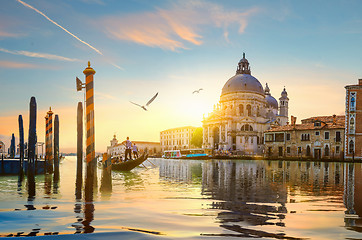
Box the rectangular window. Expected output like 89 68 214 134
335 131 341 142
336 146 340 154
275 133 285 142
287 147 291 154
315 131 320 136
286 133 291 141
325 132 330 140
265 134 274 142
314 121 321 127
298 147 302 154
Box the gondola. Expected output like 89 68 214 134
111 153 148 171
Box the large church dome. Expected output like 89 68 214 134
221 54 264 96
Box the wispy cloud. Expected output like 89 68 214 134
16 0 123 70
16 0 103 55
0 60 39 69
95 91 117 100
101 1 260 51
0 30 23 38
0 47 79 61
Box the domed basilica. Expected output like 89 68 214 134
202 54 289 155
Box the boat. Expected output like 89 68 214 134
162 150 182 159
111 153 148 171
180 149 209 160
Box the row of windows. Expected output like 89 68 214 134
162 139 189 146
160 133 190 140
267 131 341 142
271 145 340 157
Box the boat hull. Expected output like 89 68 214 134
112 154 148 171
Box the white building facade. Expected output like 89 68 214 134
202 54 289 155
160 126 197 152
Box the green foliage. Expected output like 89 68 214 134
191 127 203 148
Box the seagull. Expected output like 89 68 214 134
130 92 158 111
192 88 203 94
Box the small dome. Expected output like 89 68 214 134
266 94 278 109
281 87 288 98
221 74 264 96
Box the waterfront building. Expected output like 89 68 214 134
107 135 161 158
160 126 197 152
264 115 345 159
345 79 362 160
202 54 288 155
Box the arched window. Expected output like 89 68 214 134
351 97 355 108
350 117 355 130
324 145 329 157
239 104 244 116
306 145 311 156
349 140 354 154
246 104 252 116
241 124 253 132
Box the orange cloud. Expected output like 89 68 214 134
101 1 260 50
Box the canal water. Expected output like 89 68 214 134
0 157 361 239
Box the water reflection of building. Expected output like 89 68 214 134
344 163 362 231
159 159 347 237
202 54 289 155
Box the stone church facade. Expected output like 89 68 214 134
202 54 289 155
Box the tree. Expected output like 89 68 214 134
191 127 203 148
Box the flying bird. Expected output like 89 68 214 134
130 92 158 111
192 88 203 94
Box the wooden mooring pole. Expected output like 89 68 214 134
47 108 54 173
27 97 37 198
76 102 83 200
54 114 60 181
84 61 96 202
18 115 24 178
45 115 49 174
10 134 15 159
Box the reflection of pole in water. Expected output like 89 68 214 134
100 153 112 195
76 102 83 200
83 201 95 233
27 97 37 199
53 115 60 182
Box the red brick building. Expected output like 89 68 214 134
345 79 362 160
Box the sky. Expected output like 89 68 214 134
0 0 362 153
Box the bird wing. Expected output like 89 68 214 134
199 88 203 91
146 92 158 106
192 90 197 94
130 101 143 108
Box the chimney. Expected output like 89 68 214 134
332 114 336 125
291 116 297 126
359 79 362 85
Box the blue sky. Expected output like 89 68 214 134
1 0 362 152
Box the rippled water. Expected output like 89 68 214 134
0 157 361 239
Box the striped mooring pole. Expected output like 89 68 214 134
45 115 49 173
83 61 96 202
47 107 54 173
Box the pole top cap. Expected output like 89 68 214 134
83 61 96 75
47 107 53 115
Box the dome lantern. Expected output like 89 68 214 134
236 53 251 75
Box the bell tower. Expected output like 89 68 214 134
278 87 289 125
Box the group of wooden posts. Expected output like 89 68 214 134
2 97 61 198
